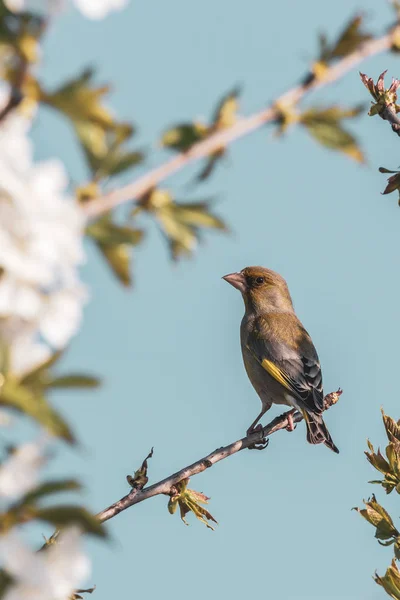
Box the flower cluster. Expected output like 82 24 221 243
4 0 129 19
0 440 91 600
0 86 87 374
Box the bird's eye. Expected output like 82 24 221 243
255 276 264 284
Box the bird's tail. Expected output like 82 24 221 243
301 409 339 454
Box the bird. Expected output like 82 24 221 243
223 266 339 453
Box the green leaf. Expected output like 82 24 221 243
302 119 364 162
0 379 74 442
382 410 400 452
87 216 144 246
161 123 208 152
211 86 240 129
356 495 399 541
20 350 64 387
167 478 218 530
17 479 81 506
96 242 131 286
35 506 106 537
139 189 227 260
375 560 400 599
331 15 372 59
47 374 101 390
196 151 225 181
126 448 153 490
41 68 141 178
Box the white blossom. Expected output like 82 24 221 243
73 0 128 19
0 439 45 501
4 0 129 19
0 86 87 374
0 527 91 600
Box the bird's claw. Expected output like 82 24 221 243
246 423 263 437
248 438 269 451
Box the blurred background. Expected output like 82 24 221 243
4 0 400 599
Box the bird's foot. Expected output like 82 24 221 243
285 409 296 432
247 424 269 450
248 438 269 451
246 423 263 437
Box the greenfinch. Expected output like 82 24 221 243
223 266 338 453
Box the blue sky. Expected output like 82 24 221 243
29 1 400 598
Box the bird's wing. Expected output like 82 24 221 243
246 318 324 414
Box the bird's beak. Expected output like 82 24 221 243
222 272 247 293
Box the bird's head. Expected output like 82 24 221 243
222 266 294 314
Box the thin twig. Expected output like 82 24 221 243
381 105 400 135
83 26 400 219
97 389 342 523
0 57 27 124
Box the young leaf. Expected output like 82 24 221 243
41 68 141 178
0 379 74 443
356 495 399 541
375 560 400 599
382 410 400 444
331 15 372 59
97 243 132 286
161 123 208 152
46 375 100 390
167 478 218 530
211 86 240 129
126 448 153 490
301 105 364 162
16 479 81 507
138 189 227 260
35 506 106 537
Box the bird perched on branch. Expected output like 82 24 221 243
223 266 338 453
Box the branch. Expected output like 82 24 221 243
83 25 400 220
0 56 27 123
97 389 342 523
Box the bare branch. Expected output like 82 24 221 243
83 25 400 220
97 389 342 523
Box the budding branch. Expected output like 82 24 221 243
97 389 342 523
83 23 400 219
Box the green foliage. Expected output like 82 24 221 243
356 495 400 557
358 410 400 597
0 5 45 64
41 68 144 179
313 15 371 78
87 213 144 286
0 377 75 442
161 122 208 152
360 70 400 118
134 188 227 260
126 448 153 490
365 411 400 494
300 105 364 162
161 87 240 181
376 560 400 599
0 351 100 441
0 476 105 541
35 506 105 537
167 478 218 530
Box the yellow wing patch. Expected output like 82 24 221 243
260 358 292 392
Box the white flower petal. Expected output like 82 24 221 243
73 0 128 18
0 440 45 500
0 528 91 600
